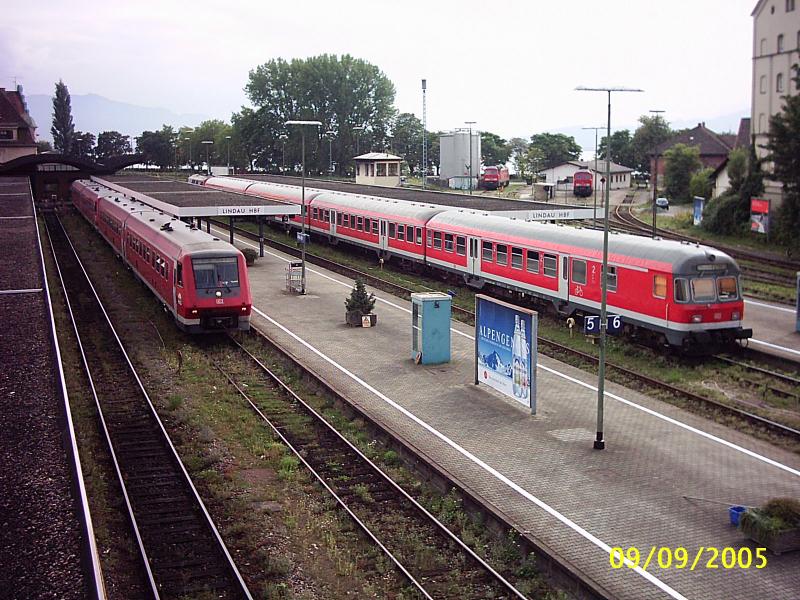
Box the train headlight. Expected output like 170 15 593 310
732 310 740 320
241 306 248 312
191 309 198 315
691 314 703 323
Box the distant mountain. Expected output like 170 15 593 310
26 93 211 141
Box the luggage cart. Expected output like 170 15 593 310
286 261 303 293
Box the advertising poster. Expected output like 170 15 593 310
693 196 705 226
474 295 538 413
750 198 770 234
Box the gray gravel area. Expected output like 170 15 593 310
0 218 41 291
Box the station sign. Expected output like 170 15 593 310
584 314 623 335
474 295 538 414
296 232 310 244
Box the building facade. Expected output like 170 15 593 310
751 0 800 203
438 129 481 190
0 86 37 164
539 160 633 191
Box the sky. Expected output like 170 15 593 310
2 0 756 141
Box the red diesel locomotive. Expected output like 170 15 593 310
192 176 751 349
72 179 252 333
573 170 593 197
479 166 510 190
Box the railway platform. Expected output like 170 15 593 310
230 228 800 600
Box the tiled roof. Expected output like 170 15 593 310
735 118 751 149
0 88 36 145
653 123 733 157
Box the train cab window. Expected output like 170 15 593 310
192 257 240 293
357 216 364 231
427 230 433 247
176 263 183 286
482 241 493 261
717 277 738 301
653 274 668 299
691 278 715 302
433 231 442 249
572 259 587 284
674 278 690 303
397 224 405 241
496 244 508 266
337 212 342 226
543 254 557 277
444 233 454 252
602 265 617 291
372 220 379 235
526 250 540 273
456 236 466 256
389 223 396 238
511 247 523 269
416 227 423 245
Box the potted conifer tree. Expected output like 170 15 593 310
345 278 377 327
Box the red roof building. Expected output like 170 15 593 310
0 85 37 164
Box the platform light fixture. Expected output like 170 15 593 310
285 120 322 295
649 110 666 238
325 130 335 177
581 126 604 229
201 140 213 175
576 85 644 451
465 121 476 195
225 135 232 171
353 125 365 156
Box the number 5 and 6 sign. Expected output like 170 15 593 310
584 314 623 335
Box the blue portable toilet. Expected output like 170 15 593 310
411 292 451 365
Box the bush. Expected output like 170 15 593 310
345 278 375 315
239 246 258 266
701 191 743 235
740 497 800 537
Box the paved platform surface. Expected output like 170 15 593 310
224 226 800 600
743 298 800 364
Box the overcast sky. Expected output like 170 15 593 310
3 0 755 140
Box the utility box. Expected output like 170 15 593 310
411 292 451 365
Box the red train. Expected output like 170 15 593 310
573 170 593 197
72 179 252 333
192 175 751 349
479 166 509 190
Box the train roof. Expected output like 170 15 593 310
428 210 739 273
312 191 447 221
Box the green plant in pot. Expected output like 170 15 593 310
239 247 258 267
739 497 800 555
345 278 376 327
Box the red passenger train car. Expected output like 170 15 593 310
191 175 751 349
72 180 252 333
573 170 593 197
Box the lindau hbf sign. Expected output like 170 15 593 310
474 295 538 414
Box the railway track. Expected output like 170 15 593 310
44 212 253 600
214 334 529 599
210 219 800 443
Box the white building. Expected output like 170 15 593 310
539 160 633 191
354 152 402 187
751 0 800 204
439 129 481 190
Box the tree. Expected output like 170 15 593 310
726 147 748 194
36 140 52 153
599 129 634 167
508 137 531 179
391 112 424 174
631 114 673 174
136 125 175 169
96 131 132 159
689 167 713 200
481 132 510 166
71 131 95 160
528 133 581 168
663 143 702 202
187 120 232 168
241 54 396 175
51 80 75 155
765 66 800 247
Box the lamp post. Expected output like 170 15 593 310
422 79 427 189
225 135 232 173
285 120 322 295
582 126 604 229
649 109 665 238
201 140 213 175
465 121 476 194
576 85 643 450
353 125 364 156
325 130 334 177
183 129 194 171
279 134 288 173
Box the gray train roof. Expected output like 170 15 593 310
428 210 739 273
312 191 447 221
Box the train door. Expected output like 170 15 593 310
468 237 480 276
329 210 336 236
379 220 388 251
558 255 569 299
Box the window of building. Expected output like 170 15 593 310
444 233 454 252
761 38 767 54
388 163 398 177
389 222 395 238
760 75 767 94
778 73 785 92
572 259 587 284
482 241 493 261
433 231 442 249
511 247 523 269
759 113 766 133
653 274 667 299
456 236 466 256
787 0 795 11
778 34 785 52
370 163 375 177
356 163 361 176
543 254 557 277
526 250 540 273
416 227 422 244
0 129 14 140
377 163 387 177
496 244 508 266
797 29 800 49
397 224 405 241
602 265 618 292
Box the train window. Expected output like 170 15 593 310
192 256 240 291
397 224 405 241
312 207 318 220
389 223 395 238
176 263 183 286
343 214 350 227
717 277 738 301
456 236 466 256
543 254 557 277
427 230 433 247
482 241 493 261
526 250 539 273
445 233 454 252
364 217 371 232
323 210 330 222
511 247 523 269
337 212 342 226
674 278 690 303
691 278 715 302
433 231 442 249
357 216 364 231
602 265 617 291
416 227 423 245
372 220 379 234
572 260 587 284
653 274 668 299
496 244 508 266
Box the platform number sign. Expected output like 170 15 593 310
584 314 623 335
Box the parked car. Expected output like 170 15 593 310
656 197 669 210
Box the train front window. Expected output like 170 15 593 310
691 278 716 302
193 257 240 292
717 276 739 301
